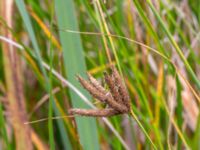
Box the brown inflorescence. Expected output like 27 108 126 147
69 66 130 117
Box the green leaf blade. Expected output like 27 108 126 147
55 0 100 150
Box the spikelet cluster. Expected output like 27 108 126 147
69 66 130 117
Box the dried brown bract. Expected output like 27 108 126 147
69 66 131 117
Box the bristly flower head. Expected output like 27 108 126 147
69 66 130 117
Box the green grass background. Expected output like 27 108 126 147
0 0 200 149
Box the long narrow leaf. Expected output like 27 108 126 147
15 0 71 149
54 0 100 149
147 0 200 89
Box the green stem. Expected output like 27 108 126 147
130 109 157 150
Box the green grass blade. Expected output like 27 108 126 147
54 0 100 150
15 0 47 78
48 3 55 150
15 1 72 149
147 0 200 89
0 103 11 150
132 0 166 56
176 76 183 150
193 113 200 149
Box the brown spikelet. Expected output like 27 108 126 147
104 92 128 113
111 67 131 110
87 73 107 94
69 108 119 117
77 75 106 102
104 72 123 104
70 66 131 117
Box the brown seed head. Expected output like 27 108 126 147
69 66 131 117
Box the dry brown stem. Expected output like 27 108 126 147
0 0 33 149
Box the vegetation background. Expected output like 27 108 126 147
0 0 200 149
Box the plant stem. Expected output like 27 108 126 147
0 0 33 149
130 109 157 150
